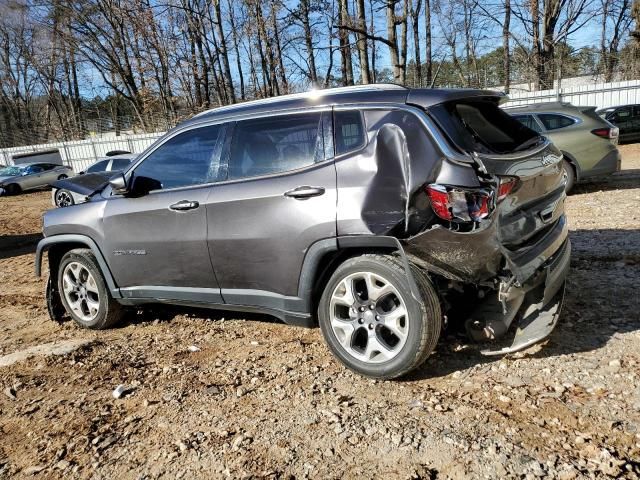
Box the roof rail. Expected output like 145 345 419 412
194 83 407 118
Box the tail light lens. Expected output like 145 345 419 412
425 184 452 220
497 177 517 202
591 127 618 139
426 184 493 222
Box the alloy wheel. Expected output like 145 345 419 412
61 262 100 322
55 190 73 207
329 271 409 363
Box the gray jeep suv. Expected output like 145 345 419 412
36 85 570 379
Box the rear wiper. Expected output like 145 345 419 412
513 136 544 152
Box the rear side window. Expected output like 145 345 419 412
334 111 365 155
431 100 540 154
228 112 324 180
513 114 542 133
87 160 109 173
538 114 576 131
133 124 223 190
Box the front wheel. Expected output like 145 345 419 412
57 249 124 329
318 254 441 379
54 189 75 207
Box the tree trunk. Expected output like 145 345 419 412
387 1 401 83
411 0 422 86
213 0 236 103
270 4 289 93
424 0 432 86
530 0 542 90
502 0 511 92
355 0 370 83
301 0 319 85
338 0 354 85
227 0 245 100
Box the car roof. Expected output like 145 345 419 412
180 84 505 128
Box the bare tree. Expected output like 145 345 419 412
600 0 633 81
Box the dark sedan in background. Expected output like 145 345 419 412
597 104 640 143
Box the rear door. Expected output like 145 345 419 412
205 110 336 308
102 124 225 300
22 165 45 189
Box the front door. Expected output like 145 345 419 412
102 124 226 302
206 111 336 309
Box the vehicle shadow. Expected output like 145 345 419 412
571 168 640 194
404 227 640 381
0 233 42 260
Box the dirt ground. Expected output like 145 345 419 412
1 146 639 479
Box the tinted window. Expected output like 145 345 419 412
87 160 109 173
26 165 44 174
228 113 324 180
133 124 223 190
538 114 576 130
431 101 540 154
614 107 632 120
334 111 365 155
513 114 542 133
110 158 132 171
39 163 57 171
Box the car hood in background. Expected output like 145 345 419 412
51 172 113 196
0 175 19 184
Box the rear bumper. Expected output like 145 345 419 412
581 149 622 179
478 238 570 355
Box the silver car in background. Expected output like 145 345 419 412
0 162 75 196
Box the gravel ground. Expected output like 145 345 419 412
0 145 639 479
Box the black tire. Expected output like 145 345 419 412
57 174 68 180
57 248 124 329
4 183 21 195
54 189 75 207
562 159 575 193
318 254 441 379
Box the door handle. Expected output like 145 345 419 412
283 186 325 199
169 200 200 211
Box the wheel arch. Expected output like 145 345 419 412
35 234 121 298
298 236 422 320
560 150 581 181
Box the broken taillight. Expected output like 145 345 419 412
425 185 452 220
497 177 517 202
426 184 493 222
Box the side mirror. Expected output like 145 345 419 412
109 172 128 195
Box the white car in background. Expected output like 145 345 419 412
52 154 136 207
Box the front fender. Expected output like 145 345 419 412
35 234 121 297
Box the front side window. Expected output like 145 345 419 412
538 114 577 131
513 114 542 133
87 160 109 173
228 112 324 180
133 124 223 190
334 111 365 155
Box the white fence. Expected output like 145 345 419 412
0 132 164 172
505 79 640 109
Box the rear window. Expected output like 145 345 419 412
110 158 132 171
538 114 576 131
430 100 541 155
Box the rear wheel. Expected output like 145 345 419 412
562 159 575 193
57 249 124 329
54 189 75 207
57 174 68 180
318 254 441 379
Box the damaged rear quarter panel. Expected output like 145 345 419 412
335 109 446 236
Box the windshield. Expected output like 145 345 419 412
0 166 23 176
